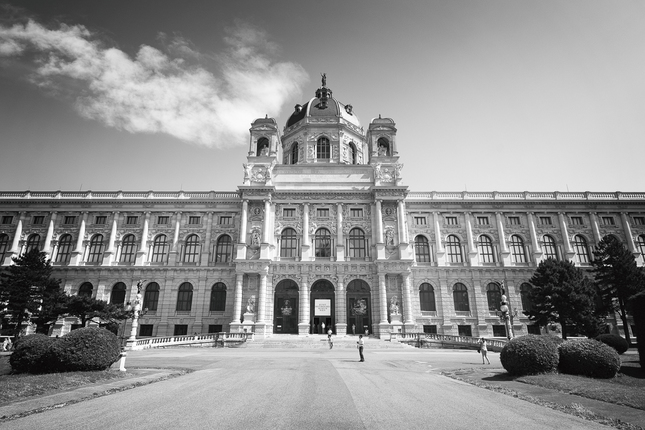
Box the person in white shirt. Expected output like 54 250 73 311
357 335 365 362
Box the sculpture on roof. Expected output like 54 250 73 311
321 72 327 87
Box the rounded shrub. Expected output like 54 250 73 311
542 335 564 347
500 334 560 376
9 334 57 374
49 327 121 372
595 334 629 355
559 338 621 379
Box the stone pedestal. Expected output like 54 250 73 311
242 312 255 333
390 314 403 334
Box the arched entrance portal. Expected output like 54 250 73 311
347 279 372 335
310 280 335 334
274 279 299 334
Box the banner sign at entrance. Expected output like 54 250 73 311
314 299 331 316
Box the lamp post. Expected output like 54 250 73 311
498 283 517 340
125 280 146 350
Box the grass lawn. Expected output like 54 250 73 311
0 354 129 404
517 353 645 410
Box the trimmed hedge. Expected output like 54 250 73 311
500 335 560 376
559 338 621 379
48 327 121 372
9 334 57 374
595 334 629 355
542 335 565 347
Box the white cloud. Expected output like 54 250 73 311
0 19 308 147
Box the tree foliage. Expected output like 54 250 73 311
0 249 63 338
591 235 645 345
65 295 127 327
526 258 604 339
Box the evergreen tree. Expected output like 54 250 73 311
65 295 126 327
526 258 603 339
591 235 645 345
0 249 62 338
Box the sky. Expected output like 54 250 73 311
0 0 644 193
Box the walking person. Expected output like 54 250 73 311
327 328 333 349
357 334 364 362
478 337 490 364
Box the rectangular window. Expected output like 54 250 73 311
64 216 76 225
508 216 520 225
139 324 153 337
208 324 223 333
634 216 645 225
350 208 363 218
317 208 329 218
126 216 138 225
539 216 552 225
423 325 437 334
32 216 44 225
602 216 615 226
414 217 426 225
173 325 188 336
477 216 489 225
1 216 13 224
457 325 472 337
157 216 169 224
571 216 583 225
492 325 507 337
95 216 107 225
219 216 232 225
445 216 458 225
189 216 201 225
283 208 295 218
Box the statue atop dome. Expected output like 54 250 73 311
321 72 327 87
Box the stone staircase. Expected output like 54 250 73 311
243 334 414 349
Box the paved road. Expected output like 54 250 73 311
3 348 610 430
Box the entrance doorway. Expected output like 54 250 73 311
310 280 335 334
274 279 299 334
347 279 371 335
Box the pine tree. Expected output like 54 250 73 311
591 235 645 345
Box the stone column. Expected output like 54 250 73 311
231 273 244 327
298 276 310 335
397 200 407 243
336 203 344 261
375 200 384 243
135 212 150 265
42 212 57 258
201 212 213 266
169 212 181 265
527 212 542 264
433 212 445 265
621 212 637 254
258 268 268 323
335 278 346 335
302 203 310 260
402 270 414 328
590 212 602 244
70 212 88 266
103 212 119 266
378 273 388 324
262 200 271 242
6 212 24 264
495 212 510 265
465 212 477 266
558 212 574 260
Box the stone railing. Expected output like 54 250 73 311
391 332 507 351
406 191 645 202
130 332 253 350
0 191 240 200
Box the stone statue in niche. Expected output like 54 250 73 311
389 296 400 315
246 295 256 313
251 230 261 247
378 144 388 156
385 229 395 246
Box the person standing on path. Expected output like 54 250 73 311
327 328 333 349
479 337 490 364
357 334 364 362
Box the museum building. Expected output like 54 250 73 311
1 79 644 339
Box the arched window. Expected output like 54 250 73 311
377 137 389 156
316 137 330 160
209 282 227 312
315 228 332 257
0 234 9 263
280 228 298 258
349 143 357 164
151 235 169 263
25 234 41 253
520 283 533 313
176 282 193 311
215 235 233 262
143 282 160 311
453 283 469 312
120 234 137 263
257 137 269 155
510 235 527 263
55 234 73 264
110 282 127 306
542 235 558 260
348 228 366 258
478 235 495 263
87 234 104 263
291 143 299 164
573 235 590 264
637 234 645 259
446 235 463 263
414 235 431 263
486 282 502 312
183 234 200 263
419 283 436 312
78 282 93 298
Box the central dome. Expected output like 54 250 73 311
285 81 360 129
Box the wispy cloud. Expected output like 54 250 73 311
0 19 308 147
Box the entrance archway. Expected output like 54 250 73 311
274 279 299 334
310 280 335 334
347 279 371 335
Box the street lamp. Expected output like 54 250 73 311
497 284 518 340
125 280 146 350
